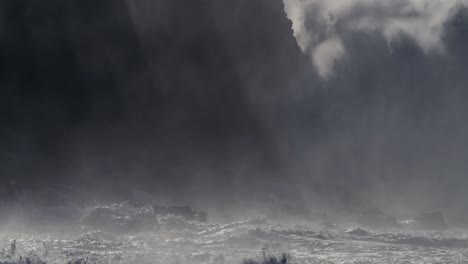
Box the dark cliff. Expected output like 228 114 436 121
0 0 311 198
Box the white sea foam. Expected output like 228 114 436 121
0 202 467 263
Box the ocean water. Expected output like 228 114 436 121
0 202 467 264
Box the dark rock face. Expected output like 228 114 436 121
0 0 144 190
126 0 309 148
0 0 141 128
0 0 309 195
120 0 312 196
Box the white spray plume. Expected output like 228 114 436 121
284 0 468 79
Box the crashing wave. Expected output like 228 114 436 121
81 202 207 233
344 227 370 236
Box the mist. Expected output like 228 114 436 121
281 0 468 216
3 1 468 263
1 0 468 220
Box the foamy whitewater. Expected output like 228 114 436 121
0 202 467 264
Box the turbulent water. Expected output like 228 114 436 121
0 202 467 264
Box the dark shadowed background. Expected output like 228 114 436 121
1 0 468 216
